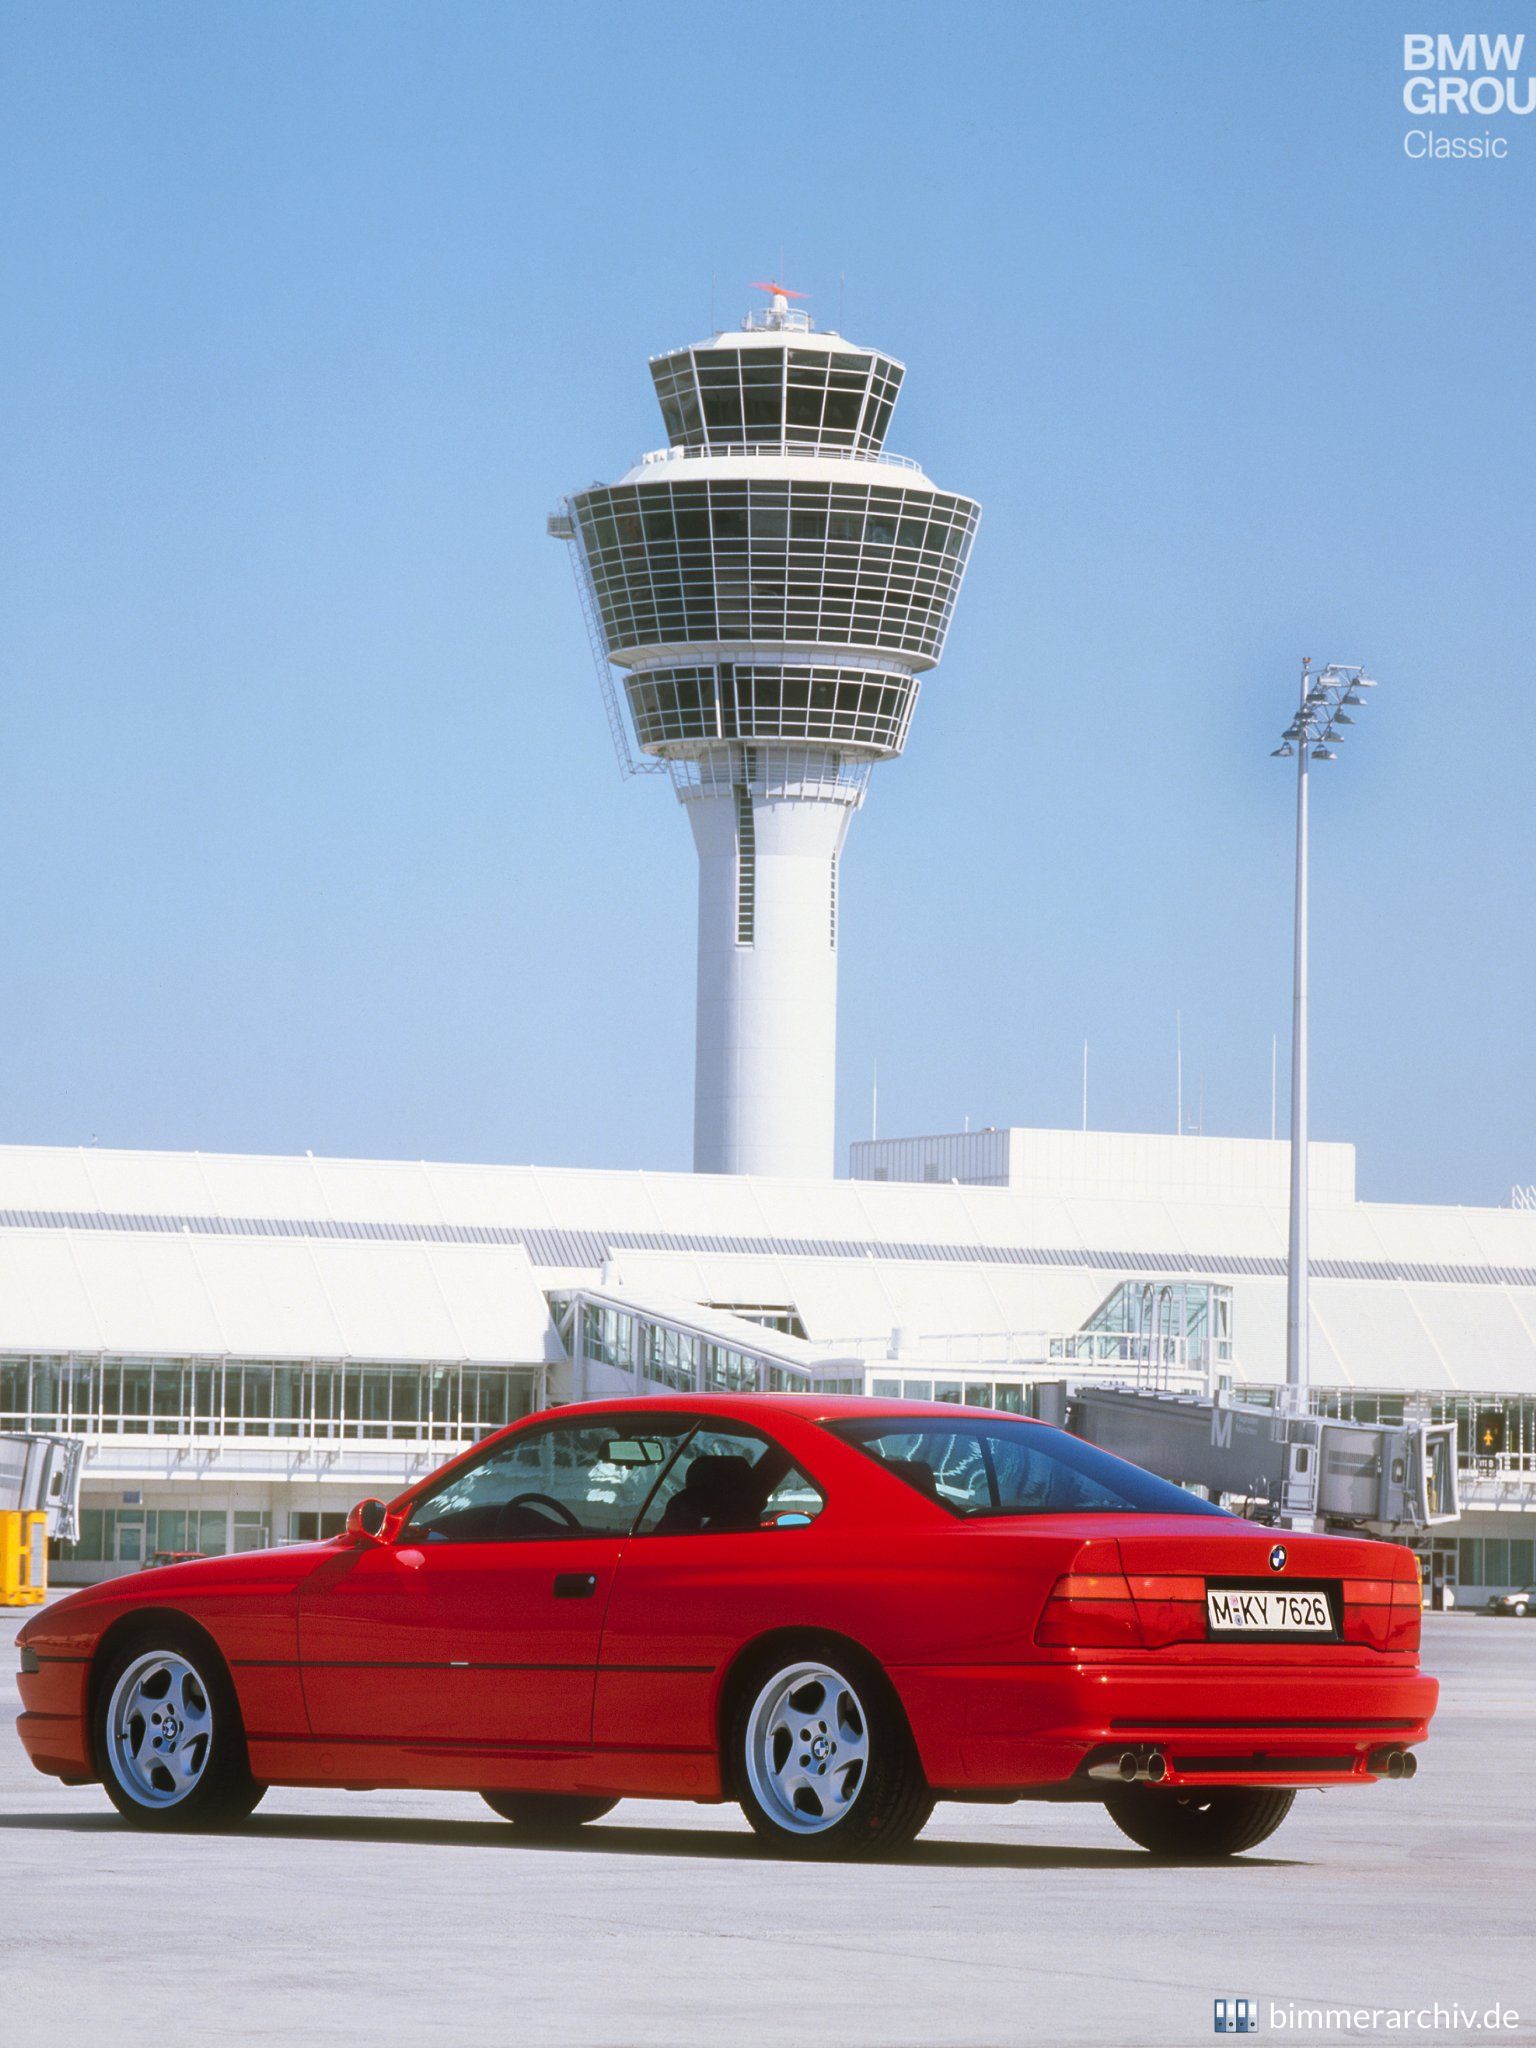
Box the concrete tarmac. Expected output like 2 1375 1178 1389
2 1611 1532 2048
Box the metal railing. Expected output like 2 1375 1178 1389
1457 1457 1536 1510
818 1329 1212 1395
638 443 925 474
739 307 815 334
553 503 667 779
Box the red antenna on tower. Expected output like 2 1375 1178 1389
749 279 807 299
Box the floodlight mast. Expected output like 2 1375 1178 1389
553 289 980 1178
1271 659 1381 1459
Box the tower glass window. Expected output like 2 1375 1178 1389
649 344 905 454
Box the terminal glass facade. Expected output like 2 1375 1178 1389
0 1353 536 1443
556 1298 795 1395
67 1506 271 1565
1076 1282 1235 1371
1291 1388 1536 1471
1457 1536 1535 1589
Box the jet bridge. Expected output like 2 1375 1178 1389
1 1432 84 1605
1037 1383 1459 1534
0 1432 84 1542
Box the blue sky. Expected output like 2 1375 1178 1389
2 1 1532 1204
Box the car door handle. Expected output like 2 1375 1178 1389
553 1572 599 1600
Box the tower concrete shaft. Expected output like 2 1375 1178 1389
689 762 854 1176
558 290 979 1179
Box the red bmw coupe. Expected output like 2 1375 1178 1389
14 1396 1436 1860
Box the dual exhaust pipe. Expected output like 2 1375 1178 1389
1088 1746 1168 1785
1089 1744 1420 1783
1370 1746 1419 1780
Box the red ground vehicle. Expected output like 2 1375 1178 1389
13 1396 1436 1860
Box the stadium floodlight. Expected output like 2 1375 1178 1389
1271 659 1383 1506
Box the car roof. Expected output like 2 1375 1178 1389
538 1393 1047 1427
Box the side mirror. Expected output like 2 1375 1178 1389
347 1497 388 1544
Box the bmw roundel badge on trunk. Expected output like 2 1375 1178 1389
1270 1544 1288 1571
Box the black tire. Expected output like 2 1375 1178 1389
728 1641 932 1861
479 1791 618 1834
93 1624 266 1831
1104 1785 1295 1859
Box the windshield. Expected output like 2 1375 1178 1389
825 1416 1231 1520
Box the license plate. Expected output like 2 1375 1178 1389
1206 1586 1333 1635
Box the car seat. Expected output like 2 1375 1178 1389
884 1456 941 1502
654 1453 758 1534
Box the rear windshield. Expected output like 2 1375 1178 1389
825 1416 1231 1520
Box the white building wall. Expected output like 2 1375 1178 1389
6 1140 1536 1400
850 1127 1357 1204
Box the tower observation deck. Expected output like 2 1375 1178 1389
554 289 980 1178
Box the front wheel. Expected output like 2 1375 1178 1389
479 1791 618 1835
731 1647 932 1860
1104 1785 1295 1859
94 1631 266 1830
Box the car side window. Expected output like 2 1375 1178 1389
634 1424 825 1537
405 1419 690 1543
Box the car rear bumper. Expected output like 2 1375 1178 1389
893 1657 1439 1792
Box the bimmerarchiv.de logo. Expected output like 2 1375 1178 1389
1402 33 1534 159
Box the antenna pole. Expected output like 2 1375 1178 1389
1175 1012 1183 1136
1081 1039 1089 1131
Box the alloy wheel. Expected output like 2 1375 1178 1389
743 1661 871 1835
106 1651 215 1809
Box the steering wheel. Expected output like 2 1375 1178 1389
503 1491 581 1532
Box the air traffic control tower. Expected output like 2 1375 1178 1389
553 287 979 1179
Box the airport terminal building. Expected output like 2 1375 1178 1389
2 1128 1532 1597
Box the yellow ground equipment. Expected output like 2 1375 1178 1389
0 1509 48 1606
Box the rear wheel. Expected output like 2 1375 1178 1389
731 1646 932 1861
1104 1785 1295 1859
94 1630 265 1831
479 1791 618 1835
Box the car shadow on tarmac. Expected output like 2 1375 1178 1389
0 1810 1296 1870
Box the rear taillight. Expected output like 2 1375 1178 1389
1037 1571 1209 1649
1035 1572 1142 1647
1127 1573 1207 1648
1341 1576 1421 1651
